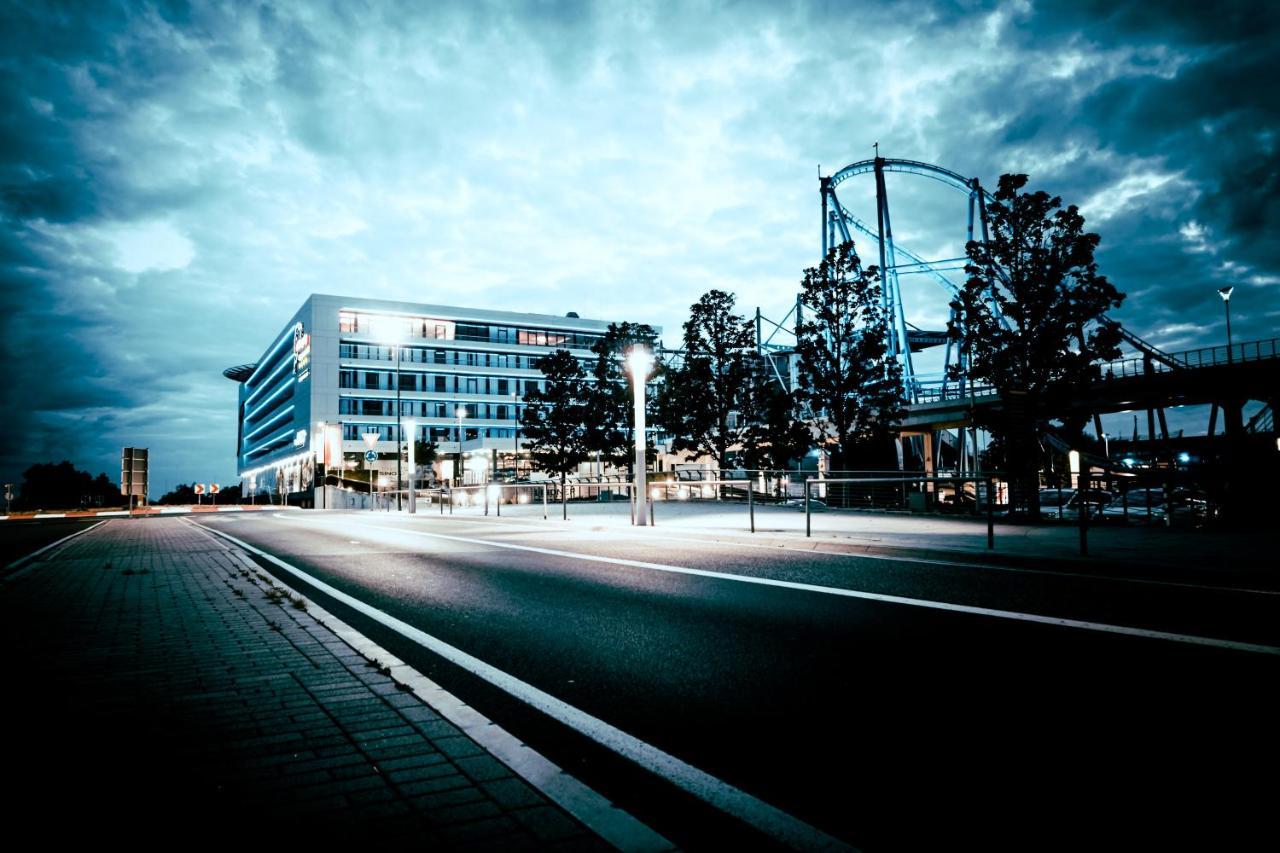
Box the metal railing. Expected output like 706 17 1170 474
1100 337 1280 378
803 475 1002 548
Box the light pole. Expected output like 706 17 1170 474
1218 286 1234 363
372 317 407 510
511 390 519 478
405 417 417 514
1101 432 1109 461
456 406 466 487
627 346 653 526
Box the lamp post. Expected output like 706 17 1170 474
511 390 519 478
627 346 654 526
456 406 466 487
1101 432 1109 461
1218 286 1234 363
405 417 417 514
371 316 407 510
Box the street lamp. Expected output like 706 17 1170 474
1218 286 1234 363
627 346 654 526
511 390 519 478
456 406 466 487
372 316 407 510
1101 432 1109 461
405 417 417 514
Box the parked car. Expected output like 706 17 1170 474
1103 488 1168 519
1061 488 1116 519
1039 488 1074 517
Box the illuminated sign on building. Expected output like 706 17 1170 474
293 322 311 379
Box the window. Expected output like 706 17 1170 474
364 372 380 389
434 376 446 392
466 378 478 395
434 350 446 364
362 399 384 416
399 373 416 391
339 311 359 333
497 379 509 395
496 405 507 421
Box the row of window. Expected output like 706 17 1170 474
339 399 522 420
339 342 596 371
341 424 517 442
339 370 544 396
338 312 602 351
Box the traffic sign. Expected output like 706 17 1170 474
362 432 381 449
194 483 205 495
364 450 378 462
209 483 220 494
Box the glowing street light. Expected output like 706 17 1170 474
1218 286 1234 363
627 346 654 526
456 406 466 487
371 315 407 510
405 417 417 514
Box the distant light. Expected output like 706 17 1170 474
1123 457 1138 466
487 485 501 501
1178 452 1192 463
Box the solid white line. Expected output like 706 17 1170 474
3 519 109 578
181 521 673 853
642 532 1280 598
279 514 1280 657
33 513 66 519
191 519 855 851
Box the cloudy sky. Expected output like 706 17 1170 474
2 0 1277 493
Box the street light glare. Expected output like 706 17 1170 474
627 346 654 379
370 314 406 343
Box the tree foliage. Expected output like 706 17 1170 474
794 242 904 470
521 349 591 517
585 322 658 471
949 173 1125 398
740 366 811 472
16 461 120 510
655 290 755 469
948 174 1125 514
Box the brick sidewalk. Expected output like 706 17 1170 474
0 518 614 848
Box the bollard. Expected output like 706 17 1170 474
542 485 548 520
448 486 453 515
496 487 501 517
986 476 995 549
805 479 812 538
748 481 755 533
484 485 489 516
1078 476 1089 557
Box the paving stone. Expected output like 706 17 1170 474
0 518 620 849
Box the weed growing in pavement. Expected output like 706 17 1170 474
289 595 307 611
233 588 245 598
268 620 282 632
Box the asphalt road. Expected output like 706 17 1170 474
194 510 1279 851
0 517 104 569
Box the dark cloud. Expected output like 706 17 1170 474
0 0 1276 490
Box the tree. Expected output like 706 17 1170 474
794 242 905 473
948 173 1125 515
740 366 811 474
17 461 120 510
585 322 658 473
654 290 756 470
411 439 438 474
521 349 592 519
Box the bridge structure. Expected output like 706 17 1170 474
753 155 1280 480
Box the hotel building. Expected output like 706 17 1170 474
224 294 657 500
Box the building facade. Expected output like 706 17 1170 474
225 294 656 500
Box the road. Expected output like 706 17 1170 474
193 509 1279 851
0 516 105 569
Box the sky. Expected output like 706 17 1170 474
2 0 1277 494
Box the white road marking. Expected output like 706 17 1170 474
641 532 1280 598
182 521 674 853
3 519 109 578
277 513 1280 657
191 519 856 851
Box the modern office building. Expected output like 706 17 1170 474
224 294 657 501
